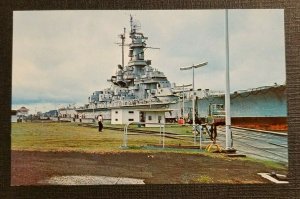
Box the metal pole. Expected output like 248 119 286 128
199 126 202 150
93 105 94 121
159 124 162 144
192 66 196 145
225 9 233 150
122 28 125 68
163 124 165 148
192 66 195 127
123 125 126 147
182 85 185 118
125 124 128 147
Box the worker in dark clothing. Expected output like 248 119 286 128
97 114 103 132
209 124 218 143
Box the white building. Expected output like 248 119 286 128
16 106 29 122
111 108 172 127
142 109 167 127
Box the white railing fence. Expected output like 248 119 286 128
122 122 210 150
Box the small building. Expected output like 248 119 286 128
16 106 29 122
140 109 170 127
111 108 173 127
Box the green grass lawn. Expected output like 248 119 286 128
11 122 196 153
11 122 287 172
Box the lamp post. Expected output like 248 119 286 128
180 62 208 142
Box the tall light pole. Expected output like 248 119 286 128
180 62 208 138
225 9 234 151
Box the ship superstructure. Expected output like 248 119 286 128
76 16 178 115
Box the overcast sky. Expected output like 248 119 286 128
12 10 285 113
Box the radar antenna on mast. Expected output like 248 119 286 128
130 14 141 33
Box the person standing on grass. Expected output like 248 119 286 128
97 114 103 132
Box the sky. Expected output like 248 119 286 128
12 10 285 114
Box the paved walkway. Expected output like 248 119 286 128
41 175 145 185
217 127 288 164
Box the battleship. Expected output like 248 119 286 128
58 16 181 126
57 16 287 131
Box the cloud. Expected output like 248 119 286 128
228 9 285 90
12 10 285 111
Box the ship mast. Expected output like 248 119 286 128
130 14 133 34
119 28 126 68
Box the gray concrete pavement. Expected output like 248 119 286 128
216 127 288 164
